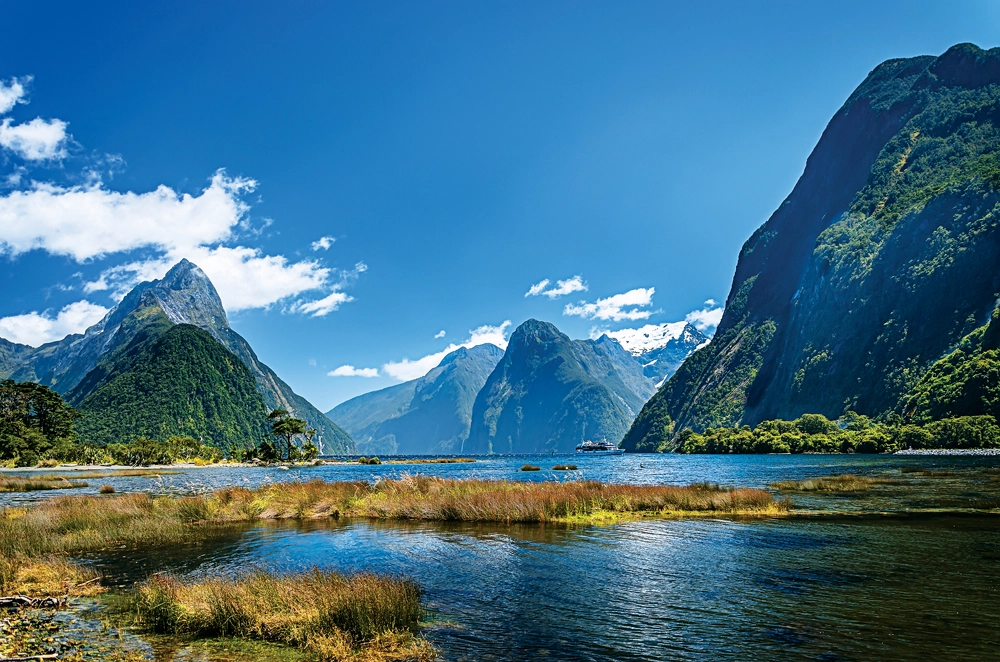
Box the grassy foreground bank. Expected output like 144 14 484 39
1 477 782 590
0 477 780 660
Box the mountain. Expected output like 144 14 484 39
67 296 270 451
603 322 708 386
328 343 504 455
0 260 353 453
463 319 655 454
624 43 1000 451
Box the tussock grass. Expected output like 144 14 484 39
0 475 88 492
126 569 432 661
520 465 541 472
100 484 116 494
770 474 893 492
552 465 578 471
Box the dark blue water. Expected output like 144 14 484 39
35 454 1000 661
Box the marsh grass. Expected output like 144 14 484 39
770 474 895 492
520 465 541 471
126 569 433 662
0 475 88 492
1 477 783 598
552 465 578 471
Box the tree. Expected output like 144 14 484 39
267 408 309 460
0 380 81 465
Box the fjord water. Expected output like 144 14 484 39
12 455 1000 660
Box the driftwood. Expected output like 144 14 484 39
0 595 65 609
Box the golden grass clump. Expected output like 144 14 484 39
552 465 578 471
128 569 433 662
520 465 541 472
0 474 88 492
770 474 892 492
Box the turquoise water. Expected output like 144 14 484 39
8 454 1000 660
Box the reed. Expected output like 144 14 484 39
126 569 433 661
770 474 892 492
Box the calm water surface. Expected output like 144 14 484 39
7 454 1000 660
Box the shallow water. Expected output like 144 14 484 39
8 455 1000 660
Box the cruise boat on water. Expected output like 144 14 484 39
575 439 625 455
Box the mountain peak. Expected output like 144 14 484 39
149 260 229 336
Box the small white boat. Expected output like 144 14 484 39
575 439 624 455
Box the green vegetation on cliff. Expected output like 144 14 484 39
71 308 270 452
625 43 1000 452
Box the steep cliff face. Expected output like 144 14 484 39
625 43 1000 451
328 344 504 455
463 320 652 454
2 259 353 453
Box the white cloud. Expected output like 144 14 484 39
382 321 511 381
0 77 28 114
311 235 335 251
0 172 253 261
525 275 587 298
685 299 724 332
525 279 549 297
597 321 689 355
0 170 357 313
564 287 655 322
0 300 109 347
328 365 379 378
434 330 446 339
0 117 68 160
291 290 352 317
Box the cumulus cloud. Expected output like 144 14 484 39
434 330 446 339
525 275 587 298
382 321 511 382
0 77 27 114
0 78 362 317
0 170 358 313
0 117 68 160
564 287 656 322
685 299 724 332
328 365 379 378
0 300 109 347
0 172 253 261
311 235 335 251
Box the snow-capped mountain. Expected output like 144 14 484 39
603 322 709 386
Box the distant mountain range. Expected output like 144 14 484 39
624 43 1000 451
605 322 708 385
0 260 353 453
328 319 707 455
328 344 504 455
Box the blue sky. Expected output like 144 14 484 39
0 1 997 409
